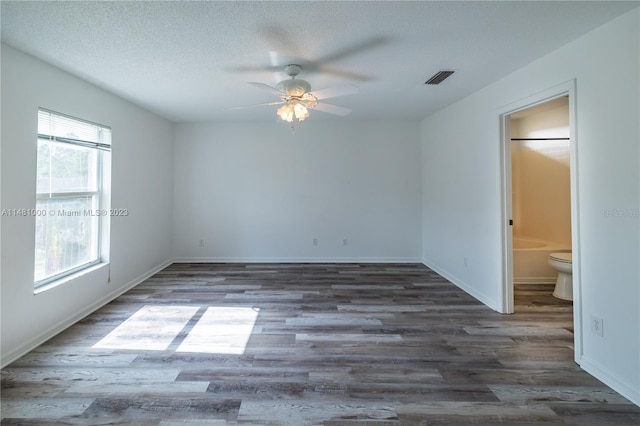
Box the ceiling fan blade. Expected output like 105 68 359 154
317 67 373 82
268 51 281 67
312 102 352 116
311 84 359 100
262 26 305 58
248 82 285 96
316 36 389 64
228 100 284 111
229 65 281 73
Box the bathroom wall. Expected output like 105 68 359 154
510 98 571 246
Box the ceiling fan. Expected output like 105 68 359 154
232 64 359 127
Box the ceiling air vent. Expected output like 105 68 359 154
425 70 455 85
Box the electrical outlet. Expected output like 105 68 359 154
463 257 468 268
343 238 348 246
591 315 604 337
313 238 318 246
198 239 205 248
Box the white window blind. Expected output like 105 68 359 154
38 109 112 151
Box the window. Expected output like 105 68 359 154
34 109 111 288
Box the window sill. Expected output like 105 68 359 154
34 262 110 295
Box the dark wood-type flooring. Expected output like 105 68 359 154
2 263 639 425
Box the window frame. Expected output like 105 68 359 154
34 108 111 289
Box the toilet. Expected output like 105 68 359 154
548 252 573 300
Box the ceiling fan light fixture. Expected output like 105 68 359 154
301 92 318 108
277 104 295 122
241 65 353 128
277 100 312 123
293 102 309 121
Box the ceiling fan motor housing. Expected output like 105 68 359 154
277 78 311 98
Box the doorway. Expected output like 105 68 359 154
499 81 582 364
511 96 571 302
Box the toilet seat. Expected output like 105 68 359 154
550 253 572 263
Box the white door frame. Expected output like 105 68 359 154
498 79 582 364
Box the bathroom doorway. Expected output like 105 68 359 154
499 81 582 362
510 96 572 308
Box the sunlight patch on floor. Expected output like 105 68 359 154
177 306 259 354
93 305 198 351
92 305 259 354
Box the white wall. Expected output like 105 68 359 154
1 45 175 366
421 9 639 404
173 121 422 262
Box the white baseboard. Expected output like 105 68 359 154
1 259 173 369
580 355 640 406
171 257 422 264
514 277 556 285
422 259 500 312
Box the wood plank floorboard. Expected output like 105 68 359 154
2 263 639 425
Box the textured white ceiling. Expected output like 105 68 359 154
1 1 637 123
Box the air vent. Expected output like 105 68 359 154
425 70 455 85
